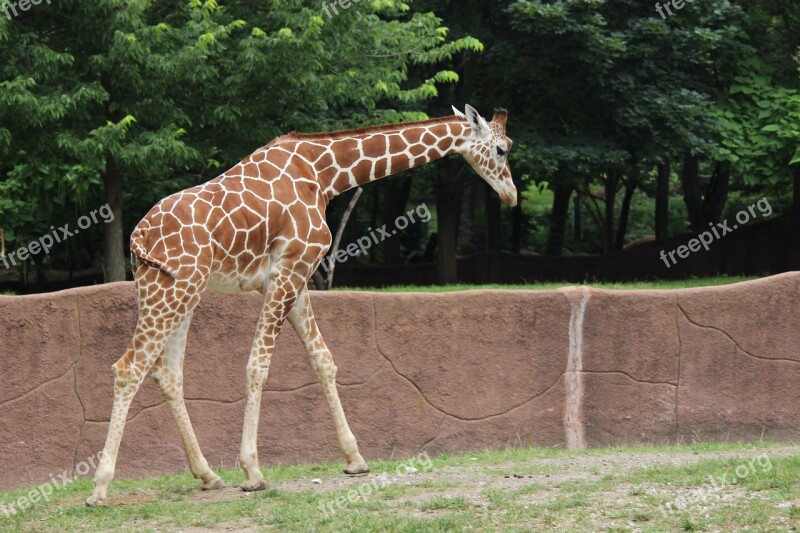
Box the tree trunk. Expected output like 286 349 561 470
572 192 582 253
701 160 730 225
436 164 463 284
681 154 703 233
546 181 573 256
103 157 127 282
457 181 478 253
655 160 670 240
485 182 501 251
793 165 800 212
511 202 522 253
794 165 800 212
323 188 362 289
382 176 412 264
603 169 618 255
616 178 636 251
67 233 77 281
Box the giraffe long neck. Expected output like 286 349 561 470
289 117 469 200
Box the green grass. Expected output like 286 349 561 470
419 495 471 511
336 275 758 292
0 275 766 297
2 441 798 532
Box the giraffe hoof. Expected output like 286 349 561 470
85 495 107 507
240 480 267 492
344 463 370 475
201 478 226 491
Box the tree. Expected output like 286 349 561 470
1 0 231 281
714 60 800 206
0 0 481 283
505 0 749 251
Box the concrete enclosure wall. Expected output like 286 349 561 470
1 274 799 490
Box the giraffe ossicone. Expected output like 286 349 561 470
86 105 515 506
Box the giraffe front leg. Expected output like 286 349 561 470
238 282 293 491
288 288 369 475
238 354 272 491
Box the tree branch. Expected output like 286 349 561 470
324 187 363 290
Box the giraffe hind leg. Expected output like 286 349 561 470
87 265 206 506
86 324 170 506
151 311 224 491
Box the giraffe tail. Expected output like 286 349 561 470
130 233 180 278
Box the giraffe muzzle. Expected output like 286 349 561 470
499 183 518 208
501 194 517 208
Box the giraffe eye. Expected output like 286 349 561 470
496 146 507 157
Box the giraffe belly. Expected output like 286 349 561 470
207 265 269 294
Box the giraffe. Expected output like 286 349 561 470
86 104 516 506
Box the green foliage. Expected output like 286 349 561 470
714 60 800 186
504 0 748 178
1 0 799 278
0 0 480 274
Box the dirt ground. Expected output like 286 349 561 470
97 444 800 532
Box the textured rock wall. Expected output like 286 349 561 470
1 274 798 490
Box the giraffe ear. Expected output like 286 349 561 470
464 104 490 140
451 105 467 120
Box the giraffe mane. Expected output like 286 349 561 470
272 115 466 144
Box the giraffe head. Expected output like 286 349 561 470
453 104 517 207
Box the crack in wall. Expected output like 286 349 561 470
0 363 76 409
674 295 682 442
678 302 800 364
370 294 565 423
72 293 88 476
416 414 448 453
184 397 245 404
581 370 677 386
81 394 251 424
267 359 387 394
83 361 391 424
96 341 389 423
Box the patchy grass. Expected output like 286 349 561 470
336 275 758 292
1 441 798 532
419 495 471 511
